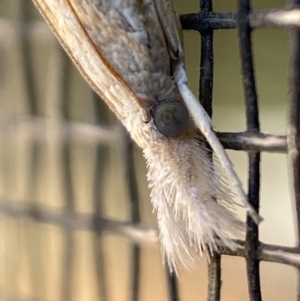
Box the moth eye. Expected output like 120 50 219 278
152 100 189 137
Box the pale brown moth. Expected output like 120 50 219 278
32 0 261 273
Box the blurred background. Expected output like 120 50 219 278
0 0 297 300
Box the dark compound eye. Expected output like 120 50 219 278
152 100 189 137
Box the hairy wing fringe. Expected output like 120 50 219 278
144 137 245 273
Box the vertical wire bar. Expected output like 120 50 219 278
0 78 18 299
166 272 179 301
90 91 109 301
286 1 300 300
198 1 221 301
200 0 212 11
18 1 45 299
121 134 141 301
45 42 75 301
18 2 39 115
207 255 221 301
237 1 262 301
57 50 75 301
199 2 214 115
0 15 21 301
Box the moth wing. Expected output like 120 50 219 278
152 0 184 60
32 0 141 124
69 0 176 106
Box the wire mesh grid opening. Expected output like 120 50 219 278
0 0 299 300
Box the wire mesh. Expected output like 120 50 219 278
0 0 300 301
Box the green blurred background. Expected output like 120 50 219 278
0 0 297 300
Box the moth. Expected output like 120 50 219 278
32 0 261 273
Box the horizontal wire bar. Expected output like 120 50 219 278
218 132 288 152
0 199 158 244
0 116 292 152
180 9 300 31
1 199 300 267
220 241 300 268
1 8 300 44
0 19 53 42
0 116 123 144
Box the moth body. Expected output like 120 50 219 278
32 0 260 273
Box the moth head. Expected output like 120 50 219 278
151 99 189 138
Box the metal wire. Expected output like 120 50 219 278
1 0 300 300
